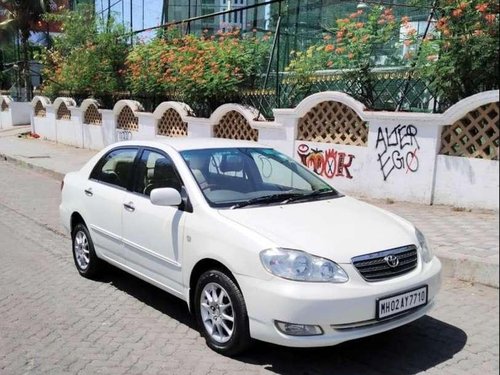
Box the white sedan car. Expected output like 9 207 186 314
60 138 441 355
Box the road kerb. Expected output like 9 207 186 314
0 152 65 180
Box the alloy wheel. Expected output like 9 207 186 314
200 282 235 343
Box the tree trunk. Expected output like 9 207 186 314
20 32 32 101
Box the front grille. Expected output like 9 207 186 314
352 245 418 282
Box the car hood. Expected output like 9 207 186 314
218 196 416 264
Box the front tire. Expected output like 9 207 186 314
72 223 102 279
194 270 251 356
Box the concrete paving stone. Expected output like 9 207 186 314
0 141 499 375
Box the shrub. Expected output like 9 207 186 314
126 29 271 112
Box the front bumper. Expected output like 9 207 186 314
237 256 442 347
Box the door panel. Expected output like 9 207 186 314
122 193 185 295
85 182 127 262
121 149 187 295
85 147 138 264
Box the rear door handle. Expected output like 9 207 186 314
123 202 135 212
84 188 93 197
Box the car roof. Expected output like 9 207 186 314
112 138 269 152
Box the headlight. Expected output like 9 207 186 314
416 228 433 263
260 248 349 283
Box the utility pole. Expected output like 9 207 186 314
107 0 111 29
130 0 133 44
161 0 168 25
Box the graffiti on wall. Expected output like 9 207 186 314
376 125 420 181
297 143 355 179
116 130 133 141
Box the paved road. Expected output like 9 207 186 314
0 161 499 374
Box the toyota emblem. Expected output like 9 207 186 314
384 255 400 268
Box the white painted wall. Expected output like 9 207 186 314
433 155 499 209
82 123 106 150
361 117 442 204
187 118 212 138
101 110 117 146
134 113 156 140
21 91 499 210
0 102 32 128
56 118 83 148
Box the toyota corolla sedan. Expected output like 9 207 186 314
60 138 441 355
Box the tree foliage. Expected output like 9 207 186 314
39 5 128 97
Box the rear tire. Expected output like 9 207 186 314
194 270 252 356
72 223 103 279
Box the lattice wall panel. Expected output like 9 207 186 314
117 106 139 131
298 101 368 146
157 109 187 137
440 102 499 160
84 104 102 125
213 111 258 141
57 102 71 120
1 101 9 112
34 101 46 117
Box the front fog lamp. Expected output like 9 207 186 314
260 248 349 283
275 321 323 336
416 228 433 263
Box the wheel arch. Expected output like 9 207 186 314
70 212 86 233
188 258 240 312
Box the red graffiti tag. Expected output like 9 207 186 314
406 148 419 174
297 144 355 179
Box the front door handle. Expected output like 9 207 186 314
84 188 93 197
123 202 135 212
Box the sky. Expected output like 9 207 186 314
95 0 165 35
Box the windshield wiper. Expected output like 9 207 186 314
281 188 341 204
230 193 303 209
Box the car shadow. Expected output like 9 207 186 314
95 265 197 330
237 316 467 375
96 267 467 375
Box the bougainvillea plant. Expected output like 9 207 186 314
126 28 271 111
285 1 499 106
285 5 400 105
415 0 499 103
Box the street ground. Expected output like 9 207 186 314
0 159 498 375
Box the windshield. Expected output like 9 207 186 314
181 147 341 208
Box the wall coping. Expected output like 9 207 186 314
31 95 51 107
53 97 77 111
152 101 193 123
113 100 144 116
273 91 367 120
272 89 500 127
80 98 101 113
441 90 500 125
209 103 266 128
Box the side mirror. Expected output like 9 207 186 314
150 188 182 207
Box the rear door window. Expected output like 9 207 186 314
133 149 183 196
90 148 138 189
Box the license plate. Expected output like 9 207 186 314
376 286 428 320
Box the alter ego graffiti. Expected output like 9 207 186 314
297 144 355 179
376 124 420 181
